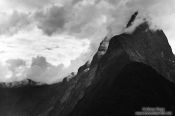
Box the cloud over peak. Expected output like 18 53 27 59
0 0 175 83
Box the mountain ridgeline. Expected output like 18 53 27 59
0 13 175 116
68 22 175 116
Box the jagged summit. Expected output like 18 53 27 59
68 19 175 116
110 22 175 82
126 11 138 28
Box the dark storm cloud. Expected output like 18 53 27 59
33 0 103 36
34 5 68 35
71 0 83 5
1 0 175 37
0 0 107 37
66 5 99 34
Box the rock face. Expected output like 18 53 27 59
0 14 175 116
67 22 175 115
69 62 175 116
114 22 175 82
0 80 66 116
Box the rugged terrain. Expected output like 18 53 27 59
0 13 175 116
68 22 175 116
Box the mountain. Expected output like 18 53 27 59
68 23 175 116
0 13 175 116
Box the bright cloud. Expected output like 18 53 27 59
0 26 90 83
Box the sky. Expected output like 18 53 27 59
0 0 174 84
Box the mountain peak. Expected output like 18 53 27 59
68 17 175 116
126 11 138 28
0 12 174 116
109 21 175 82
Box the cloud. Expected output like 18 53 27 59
0 59 27 82
34 5 68 35
0 11 31 35
92 0 175 51
0 26 90 83
0 0 54 12
27 56 63 83
65 2 99 34
0 54 91 83
6 59 26 70
12 0 52 9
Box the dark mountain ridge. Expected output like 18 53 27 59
0 79 40 88
68 22 175 115
112 22 175 82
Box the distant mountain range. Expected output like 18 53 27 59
0 12 175 116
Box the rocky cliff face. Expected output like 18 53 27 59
67 22 175 116
120 22 175 82
0 15 175 116
48 20 175 116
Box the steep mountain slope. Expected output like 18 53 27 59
69 62 175 116
0 80 66 116
119 23 175 82
67 22 175 115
